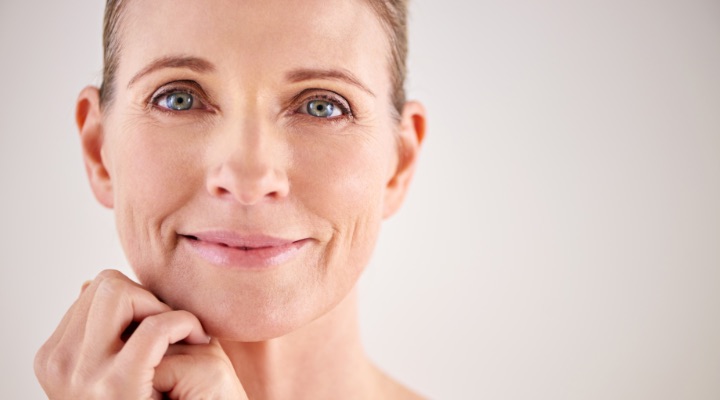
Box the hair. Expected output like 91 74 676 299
99 0 408 113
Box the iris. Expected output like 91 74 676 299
166 92 194 111
307 100 335 118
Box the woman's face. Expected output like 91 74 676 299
81 0 421 341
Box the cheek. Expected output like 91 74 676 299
107 121 205 269
291 131 395 280
294 133 391 226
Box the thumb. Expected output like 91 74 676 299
154 340 247 400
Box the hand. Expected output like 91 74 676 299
34 269 248 399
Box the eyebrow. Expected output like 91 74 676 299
285 68 375 97
127 57 374 97
127 56 216 88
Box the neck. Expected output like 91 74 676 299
219 288 379 400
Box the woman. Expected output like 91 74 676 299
34 0 426 398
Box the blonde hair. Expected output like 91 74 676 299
99 0 409 112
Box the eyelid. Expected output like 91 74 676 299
147 80 213 112
292 89 353 117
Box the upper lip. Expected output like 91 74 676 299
180 231 301 249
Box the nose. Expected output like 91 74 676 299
205 118 290 206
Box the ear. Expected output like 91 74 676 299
383 101 426 219
77 86 114 208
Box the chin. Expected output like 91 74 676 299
196 300 315 342
140 275 326 342
129 241 364 342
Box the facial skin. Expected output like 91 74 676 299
78 0 425 342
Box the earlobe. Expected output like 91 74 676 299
383 101 427 219
77 86 114 209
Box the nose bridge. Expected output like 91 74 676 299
206 105 289 205
235 114 271 169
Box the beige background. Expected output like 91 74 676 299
1 0 719 398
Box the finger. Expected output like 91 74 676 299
86 277 171 353
41 271 112 351
163 339 227 358
34 295 85 392
82 274 172 359
35 270 135 390
80 280 92 293
153 354 227 399
37 286 90 359
36 271 126 375
154 347 246 399
116 310 210 373
54 270 148 348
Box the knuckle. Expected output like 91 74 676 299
174 309 198 322
95 275 126 298
96 268 124 281
138 313 167 335
38 348 70 383
33 345 48 377
136 310 198 339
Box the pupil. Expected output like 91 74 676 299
177 98 184 104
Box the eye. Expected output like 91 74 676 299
296 93 351 119
148 81 210 113
305 99 341 118
157 91 195 111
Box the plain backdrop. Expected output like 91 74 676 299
1 0 719 399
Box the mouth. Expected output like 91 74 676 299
179 231 310 269
182 235 289 251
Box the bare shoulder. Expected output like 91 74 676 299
371 365 426 400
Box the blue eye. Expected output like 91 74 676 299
164 92 194 111
305 99 343 118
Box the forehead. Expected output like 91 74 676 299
115 0 391 91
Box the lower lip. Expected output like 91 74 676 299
182 236 309 269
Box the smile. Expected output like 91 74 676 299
180 231 310 269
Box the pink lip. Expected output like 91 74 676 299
180 231 309 269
